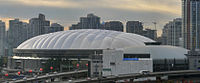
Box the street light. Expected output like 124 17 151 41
50 66 53 73
29 70 33 73
40 68 43 74
29 69 33 76
40 68 43 71
50 66 53 70
86 64 88 67
86 63 89 77
5 73 8 77
18 71 21 75
76 64 79 69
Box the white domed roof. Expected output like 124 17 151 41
17 29 155 49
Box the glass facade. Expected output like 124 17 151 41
182 0 200 50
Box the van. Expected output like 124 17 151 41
139 70 150 75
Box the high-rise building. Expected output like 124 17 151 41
161 24 169 45
69 23 81 30
8 19 23 47
22 22 30 41
70 13 100 30
162 18 182 46
182 0 200 50
29 14 50 37
126 21 143 35
83 13 100 29
44 23 64 33
126 21 157 40
103 21 123 32
8 19 23 56
143 29 157 40
173 18 182 46
0 20 5 56
7 19 30 56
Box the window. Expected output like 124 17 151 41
93 72 99 74
110 62 115 66
93 61 103 63
93 61 98 63
124 54 150 58
198 67 200 70
123 54 150 61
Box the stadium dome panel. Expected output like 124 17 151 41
17 29 155 49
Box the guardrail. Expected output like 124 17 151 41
73 70 200 83
10 70 200 83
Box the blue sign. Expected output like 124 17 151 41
123 58 139 61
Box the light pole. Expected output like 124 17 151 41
39 68 43 75
86 63 88 77
50 66 53 73
29 69 33 77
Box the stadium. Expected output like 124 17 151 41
10 29 188 77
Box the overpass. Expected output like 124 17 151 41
11 70 87 83
9 70 200 83
73 70 200 83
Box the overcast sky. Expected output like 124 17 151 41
0 0 181 36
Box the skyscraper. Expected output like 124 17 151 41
69 23 81 30
103 21 124 32
8 19 22 47
70 13 100 30
162 18 182 46
29 14 50 37
173 18 182 46
8 19 24 56
161 23 169 45
22 22 30 41
143 29 157 40
44 23 64 33
83 13 100 29
126 21 143 35
0 20 5 56
182 0 200 50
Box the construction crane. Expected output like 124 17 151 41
152 22 157 30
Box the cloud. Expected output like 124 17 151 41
0 0 181 37
5 0 181 15
101 0 181 15
13 0 80 8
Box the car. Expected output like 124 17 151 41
139 70 150 75
46 73 49 76
53 71 58 74
102 76 107 78
12 79 16 81
34 75 38 78
23 77 27 80
68 80 73 83
86 77 91 80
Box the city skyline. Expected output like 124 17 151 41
1 0 200 82
0 0 181 36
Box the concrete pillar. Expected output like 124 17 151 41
59 76 62 81
51 78 55 82
130 78 134 82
